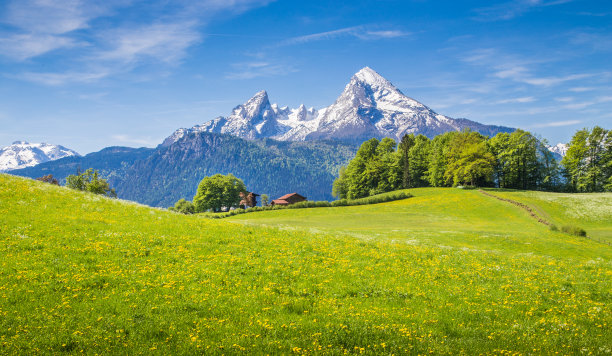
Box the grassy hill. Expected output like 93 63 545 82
1 174 611 354
229 187 612 259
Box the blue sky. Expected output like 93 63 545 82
1 0 611 154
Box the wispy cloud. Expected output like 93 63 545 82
226 62 296 80
496 97 536 104
522 73 594 86
561 96 612 110
569 86 596 92
568 31 612 52
16 70 111 86
0 33 80 61
531 119 581 128
111 134 159 146
1 0 273 84
95 22 201 64
276 26 411 47
473 0 575 21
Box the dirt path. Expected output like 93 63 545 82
478 190 551 226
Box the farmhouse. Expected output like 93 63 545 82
271 193 307 206
239 191 260 208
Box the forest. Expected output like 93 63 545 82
333 127 612 199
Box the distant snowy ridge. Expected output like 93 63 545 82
547 143 568 158
0 141 79 172
162 67 514 146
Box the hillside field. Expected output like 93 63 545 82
1 174 611 354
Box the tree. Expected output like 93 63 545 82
65 168 116 197
562 127 611 192
408 135 431 187
445 138 494 186
398 134 416 188
332 138 401 199
193 174 247 212
261 194 270 206
426 132 457 187
169 199 195 214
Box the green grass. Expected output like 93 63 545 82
1 174 611 354
483 189 612 243
229 187 612 260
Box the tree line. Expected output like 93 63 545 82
333 127 611 199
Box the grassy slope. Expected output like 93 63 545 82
229 188 612 260
1 175 611 354
485 189 612 243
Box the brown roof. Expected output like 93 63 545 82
276 192 305 200
271 199 289 205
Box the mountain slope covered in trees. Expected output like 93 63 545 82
11 133 357 207
119 132 357 206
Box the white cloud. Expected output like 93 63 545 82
531 120 581 128
17 70 111 85
0 33 80 60
554 97 574 102
522 73 594 86
473 0 575 21
277 26 410 47
95 22 201 64
1 0 273 84
496 97 536 104
569 87 596 92
226 62 296 80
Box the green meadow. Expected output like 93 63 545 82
1 174 611 354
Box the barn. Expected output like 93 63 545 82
270 193 307 206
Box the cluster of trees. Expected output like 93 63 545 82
172 174 252 214
66 168 117 197
562 126 612 192
333 127 610 199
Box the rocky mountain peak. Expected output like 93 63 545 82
235 90 271 120
163 67 514 145
0 141 79 172
352 66 394 89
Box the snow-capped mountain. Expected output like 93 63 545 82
0 141 79 172
547 143 568 158
163 67 513 146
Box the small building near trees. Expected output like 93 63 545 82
239 191 260 208
271 193 307 206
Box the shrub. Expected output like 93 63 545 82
549 224 559 232
561 225 587 237
66 168 116 197
169 199 195 214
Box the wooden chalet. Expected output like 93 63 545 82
270 193 307 206
239 192 260 208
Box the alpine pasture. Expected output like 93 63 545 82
1 174 611 354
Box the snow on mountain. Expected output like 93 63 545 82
547 143 568 157
162 67 514 146
0 141 80 172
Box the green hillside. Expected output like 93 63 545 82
229 187 612 259
1 174 611 354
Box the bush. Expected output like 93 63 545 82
200 190 413 218
549 224 559 232
169 199 195 214
66 168 116 197
561 225 587 237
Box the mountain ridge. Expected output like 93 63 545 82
164 67 515 146
0 141 79 172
